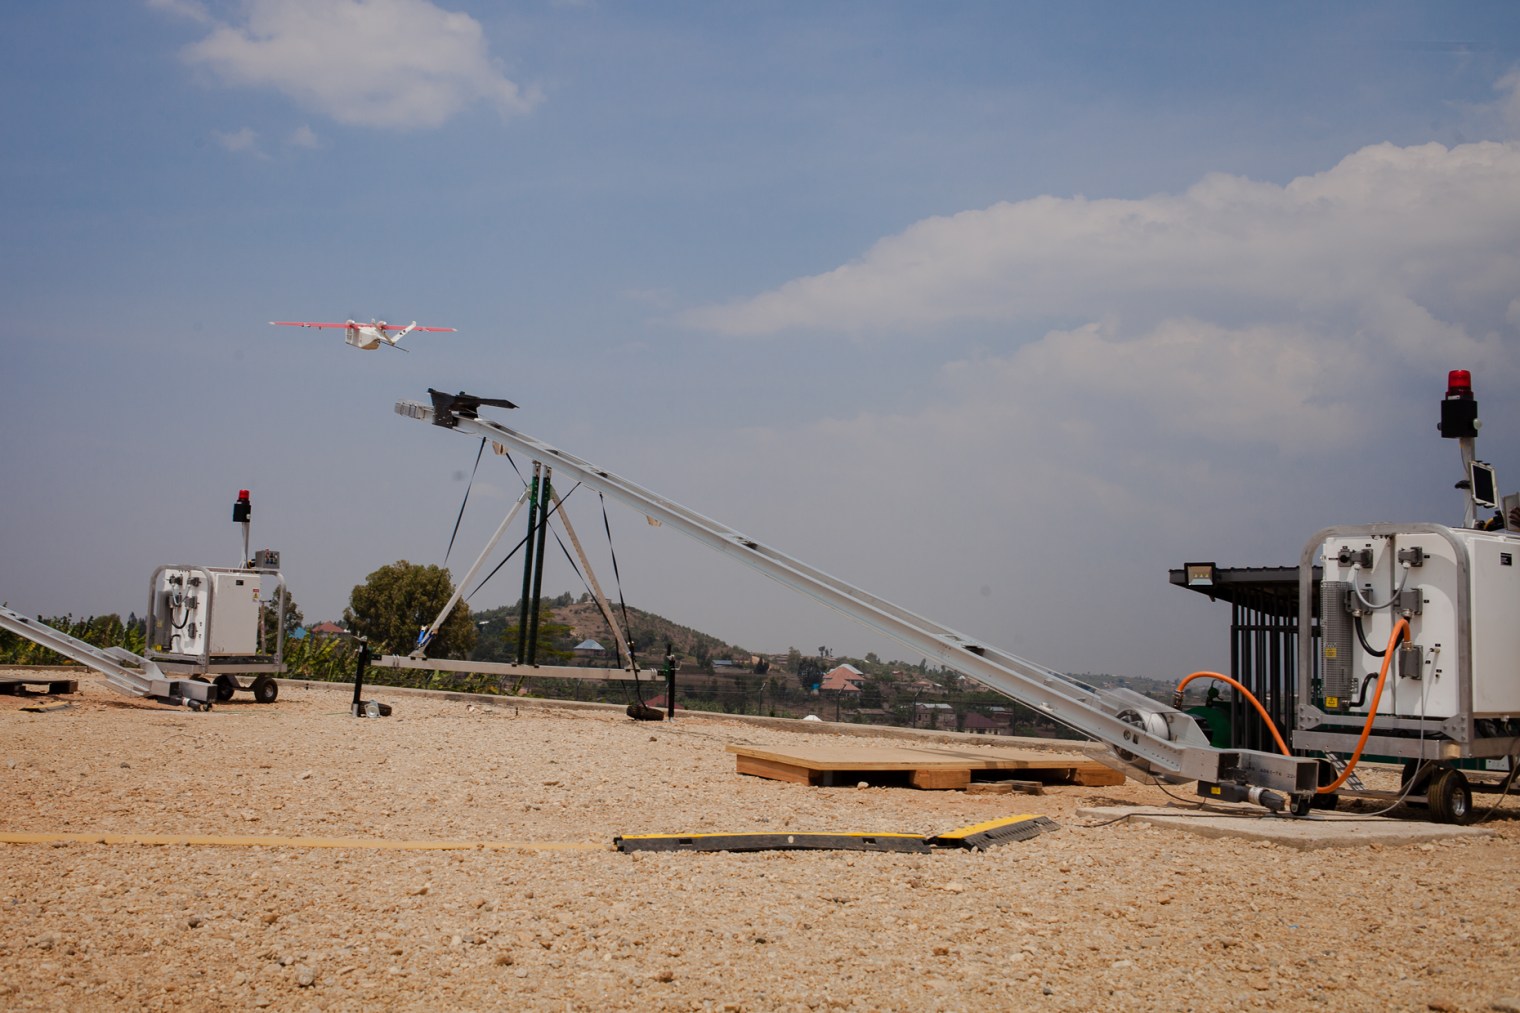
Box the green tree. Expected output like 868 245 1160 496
343 560 477 658
260 588 305 641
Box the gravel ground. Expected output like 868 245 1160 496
2 671 1519 1012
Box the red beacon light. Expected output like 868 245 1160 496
1438 370 1478 440
1446 369 1473 399
233 489 252 523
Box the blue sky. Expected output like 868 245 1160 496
3 2 1518 679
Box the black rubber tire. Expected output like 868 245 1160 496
252 677 279 704
1310 759 1340 810
1427 768 1474 825
214 675 238 702
1401 759 1435 806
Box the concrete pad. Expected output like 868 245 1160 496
1077 805 1494 850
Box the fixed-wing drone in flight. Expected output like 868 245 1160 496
270 318 456 351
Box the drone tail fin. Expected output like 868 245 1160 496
385 322 419 347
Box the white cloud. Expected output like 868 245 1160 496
660 300 1518 676
1498 68 1520 136
285 124 320 148
213 125 262 154
662 134 1520 673
681 140 1520 341
147 0 211 25
175 0 539 129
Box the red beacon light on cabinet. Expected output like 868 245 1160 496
1438 369 1478 439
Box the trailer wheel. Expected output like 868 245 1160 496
1427 768 1473 825
1401 759 1435 806
214 675 238 702
252 677 279 704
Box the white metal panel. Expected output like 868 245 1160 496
207 571 260 655
1468 531 1520 715
1396 531 1462 720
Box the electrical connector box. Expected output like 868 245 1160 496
1311 525 1520 723
151 566 261 658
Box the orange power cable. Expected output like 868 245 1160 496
1316 617 1410 794
1175 617 1411 795
1174 670 1291 757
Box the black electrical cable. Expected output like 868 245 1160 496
444 438 487 566
1353 614 1387 658
1350 671 1378 708
464 488 576 603
509 481 639 704
599 491 649 707
464 448 646 709
466 532 530 602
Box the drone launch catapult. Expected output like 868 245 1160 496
395 389 1323 816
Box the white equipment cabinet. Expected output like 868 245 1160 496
146 561 286 704
1298 523 1520 747
151 567 262 658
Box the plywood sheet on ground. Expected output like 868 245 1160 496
0 676 77 696
727 742 1125 790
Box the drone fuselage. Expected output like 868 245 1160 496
345 325 387 350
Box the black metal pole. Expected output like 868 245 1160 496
351 638 370 717
526 471 552 666
516 465 540 663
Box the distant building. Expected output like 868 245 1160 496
572 639 606 662
913 701 954 730
820 663 865 693
961 712 1008 736
308 622 346 638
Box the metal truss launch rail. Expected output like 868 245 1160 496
396 393 1319 811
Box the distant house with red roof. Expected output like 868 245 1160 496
308 622 346 638
819 663 865 693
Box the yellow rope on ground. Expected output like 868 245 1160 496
0 831 608 852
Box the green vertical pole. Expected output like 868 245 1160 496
516 464 540 664
526 470 552 665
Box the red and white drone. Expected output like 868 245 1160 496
270 318 456 351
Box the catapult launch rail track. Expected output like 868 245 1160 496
397 391 1320 813
0 604 217 709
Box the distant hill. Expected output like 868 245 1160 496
466 596 1167 734
471 596 753 669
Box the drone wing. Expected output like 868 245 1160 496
381 324 456 333
270 321 352 329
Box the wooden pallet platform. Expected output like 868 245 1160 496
0 676 79 697
727 742 1125 791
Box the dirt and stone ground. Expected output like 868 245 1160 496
3 670 1519 1012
